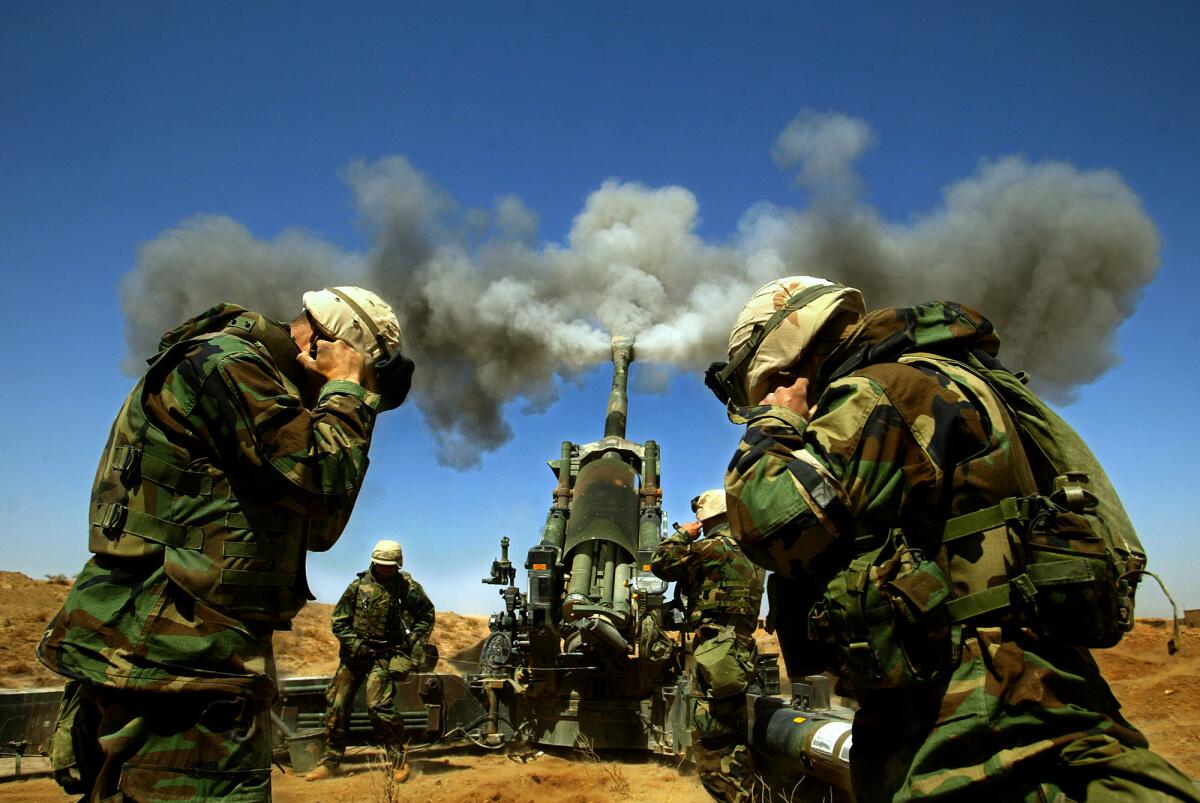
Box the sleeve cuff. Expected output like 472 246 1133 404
745 404 810 434
318 380 381 409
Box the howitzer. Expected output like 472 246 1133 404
472 335 688 750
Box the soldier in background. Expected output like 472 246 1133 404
38 287 410 802
651 490 765 803
306 538 435 783
712 275 1198 802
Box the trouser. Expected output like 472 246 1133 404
319 655 407 767
48 680 271 802
691 623 760 803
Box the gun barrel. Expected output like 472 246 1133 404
604 336 635 438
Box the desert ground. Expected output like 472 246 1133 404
1 570 1196 801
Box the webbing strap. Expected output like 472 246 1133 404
1027 558 1098 586
113 446 213 496
221 569 290 587
937 497 1041 543
944 559 1096 622
222 542 281 559
225 512 305 537
92 502 204 550
944 573 1037 622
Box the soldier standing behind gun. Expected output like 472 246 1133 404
651 490 765 803
37 287 412 802
307 538 435 783
709 275 1198 802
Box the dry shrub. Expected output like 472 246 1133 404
575 734 631 798
366 747 409 803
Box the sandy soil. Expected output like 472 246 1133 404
1 570 1197 801
0 750 711 803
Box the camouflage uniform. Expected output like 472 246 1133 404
725 301 1199 802
651 522 765 803
319 567 435 768
38 304 378 802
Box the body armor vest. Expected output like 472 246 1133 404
350 572 409 643
88 313 313 628
688 530 764 625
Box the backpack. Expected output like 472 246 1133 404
811 350 1176 690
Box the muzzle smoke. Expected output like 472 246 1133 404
120 111 1160 468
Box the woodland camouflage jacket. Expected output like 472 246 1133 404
723 302 1177 799
331 568 435 660
725 302 1028 586
650 522 764 630
38 304 378 701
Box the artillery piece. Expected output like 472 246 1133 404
474 335 689 751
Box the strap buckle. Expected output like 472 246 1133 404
98 502 125 532
112 446 140 476
1010 573 1038 604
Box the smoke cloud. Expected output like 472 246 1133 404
119 110 1160 467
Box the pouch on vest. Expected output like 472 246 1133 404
692 627 753 698
937 487 1136 648
810 536 953 690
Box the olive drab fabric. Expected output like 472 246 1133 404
724 301 1199 802
650 523 764 631
49 681 272 802
336 568 435 653
320 567 435 768
40 304 378 699
651 524 765 803
37 303 379 802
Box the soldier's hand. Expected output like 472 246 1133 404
681 521 702 540
298 339 366 385
762 376 814 420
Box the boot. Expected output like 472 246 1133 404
305 762 339 782
392 763 411 783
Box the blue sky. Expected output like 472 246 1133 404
2 2 1197 617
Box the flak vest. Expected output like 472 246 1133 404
88 314 316 628
350 572 412 643
689 531 764 623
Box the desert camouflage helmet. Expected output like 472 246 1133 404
726 276 865 406
370 539 403 566
690 489 728 524
303 286 402 366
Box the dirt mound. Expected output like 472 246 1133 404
274 603 490 678
0 571 73 689
0 570 491 685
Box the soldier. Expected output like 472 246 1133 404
38 287 411 802
651 490 765 803
709 276 1198 802
306 538 435 782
